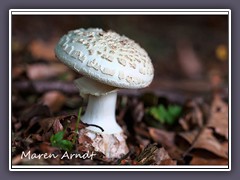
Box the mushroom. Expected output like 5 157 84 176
55 28 154 158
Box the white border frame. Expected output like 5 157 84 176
9 9 231 171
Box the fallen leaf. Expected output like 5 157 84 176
53 119 64 133
178 128 228 159
41 91 66 113
148 127 184 160
179 99 205 131
148 127 175 149
156 148 177 165
39 115 74 133
39 117 56 133
28 38 58 61
177 129 199 146
26 63 70 80
134 122 151 139
207 95 228 139
193 128 228 159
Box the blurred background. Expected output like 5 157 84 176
12 15 229 112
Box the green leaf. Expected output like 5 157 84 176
147 104 182 126
50 131 73 152
50 131 64 143
50 108 82 152
149 107 162 123
59 140 73 152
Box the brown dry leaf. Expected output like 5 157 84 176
27 63 69 80
134 122 151 139
41 91 66 113
148 127 175 149
67 115 86 131
52 119 63 133
177 129 199 146
156 148 177 165
28 38 58 61
193 128 228 159
39 117 56 133
39 115 71 132
207 95 228 139
179 99 204 131
179 128 228 159
190 156 228 165
148 128 184 161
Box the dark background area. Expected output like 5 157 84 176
12 15 228 100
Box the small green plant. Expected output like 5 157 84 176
50 131 73 151
72 107 82 144
147 104 182 126
50 107 82 151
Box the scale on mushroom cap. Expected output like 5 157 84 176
55 28 154 158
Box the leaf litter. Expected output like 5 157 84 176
12 90 229 165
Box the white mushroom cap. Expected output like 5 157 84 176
55 28 154 89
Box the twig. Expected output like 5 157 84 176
181 126 205 158
81 122 104 132
135 143 159 164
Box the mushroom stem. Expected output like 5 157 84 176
81 91 122 134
